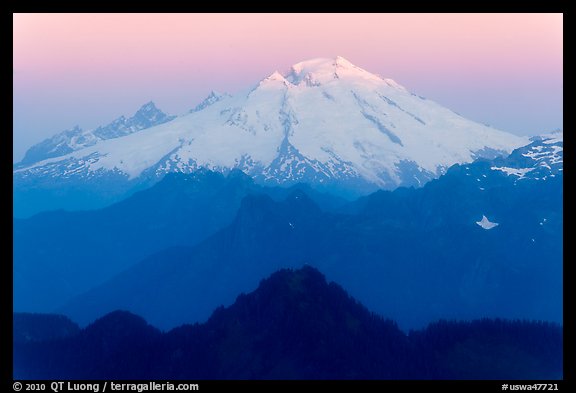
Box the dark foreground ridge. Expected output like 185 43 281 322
14 266 563 380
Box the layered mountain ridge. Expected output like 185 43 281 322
48 134 562 330
13 168 345 312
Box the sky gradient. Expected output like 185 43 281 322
13 13 563 162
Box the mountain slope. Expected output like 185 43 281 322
13 170 259 312
13 169 346 313
60 139 562 330
14 267 563 380
59 190 328 328
14 56 527 216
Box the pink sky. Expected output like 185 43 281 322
13 13 563 162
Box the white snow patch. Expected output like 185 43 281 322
542 135 563 144
539 218 547 226
476 215 499 230
491 166 535 179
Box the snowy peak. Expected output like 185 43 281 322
89 102 175 140
289 56 358 76
267 71 286 81
284 56 385 86
18 102 176 166
258 71 290 88
190 91 231 113
334 55 355 68
96 101 175 138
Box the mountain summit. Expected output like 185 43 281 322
14 56 527 215
18 101 175 166
285 56 390 85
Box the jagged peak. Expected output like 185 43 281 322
190 91 230 113
207 90 223 99
135 101 166 117
139 101 158 110
203 90 231 101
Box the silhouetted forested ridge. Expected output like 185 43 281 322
14 266 562 380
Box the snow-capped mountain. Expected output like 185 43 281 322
14 57 528 216
18 102 175 166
